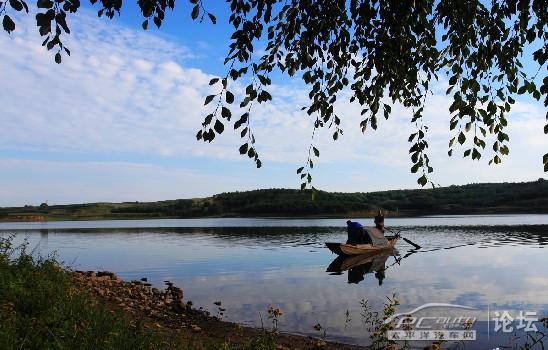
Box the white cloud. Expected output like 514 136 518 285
0 9 546 204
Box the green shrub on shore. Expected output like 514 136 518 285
0 235 164 350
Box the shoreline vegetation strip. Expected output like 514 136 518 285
1 180 547 222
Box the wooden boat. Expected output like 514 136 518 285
325 235 400 256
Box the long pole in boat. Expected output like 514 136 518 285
385 227 422 250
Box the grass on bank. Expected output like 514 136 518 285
0 235 279 350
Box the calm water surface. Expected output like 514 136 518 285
2 215 548 349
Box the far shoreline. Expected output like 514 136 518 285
1 210 548 224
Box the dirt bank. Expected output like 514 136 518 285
72 270 365 349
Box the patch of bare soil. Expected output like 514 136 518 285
72 270 365 349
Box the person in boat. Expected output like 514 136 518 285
346 220 372 245
365 211 389 246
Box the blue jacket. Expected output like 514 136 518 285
347 221 363 231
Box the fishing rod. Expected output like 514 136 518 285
385 227 422 250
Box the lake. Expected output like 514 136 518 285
2 214 547 349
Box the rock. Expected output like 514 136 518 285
97 271 117 279
315 340 327 348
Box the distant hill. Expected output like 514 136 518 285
1 179 547 221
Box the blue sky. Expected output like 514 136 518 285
0 3 546 206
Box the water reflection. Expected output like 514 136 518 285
327 250 398 285
1 217 548 348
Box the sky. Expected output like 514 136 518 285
0 3 546 206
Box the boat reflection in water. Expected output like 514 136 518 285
326 250 399 285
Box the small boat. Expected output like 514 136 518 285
325 235 400 256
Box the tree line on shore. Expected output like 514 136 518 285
1 179 547 220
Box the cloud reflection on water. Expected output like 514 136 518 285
2 219 548 347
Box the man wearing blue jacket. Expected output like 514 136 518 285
346 220 373 244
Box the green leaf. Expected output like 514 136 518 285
472 148 481 160
2 15 15 33
204 95 215 105
417 175 427 186
209 78 219 85
225 91 234 104
313 147 319 157
221 106 231 120
239 143 248 155
214 120 224 134
37 0 52 8
458 132 466 145
208 13 216 24
191 5 200 20
9 0 24 11
153 16 161 28
297 167 304 174
54 52 61 64
234 113 248 130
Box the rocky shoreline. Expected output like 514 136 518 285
72 270 365 349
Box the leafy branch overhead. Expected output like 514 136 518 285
2 0 547 186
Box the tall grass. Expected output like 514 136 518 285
0 235 167 349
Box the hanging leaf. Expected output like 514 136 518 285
204 95 215 105
191 5 200 20
225 91 234 104
2 15 15 33
214 120 224 134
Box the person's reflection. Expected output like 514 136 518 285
374 270 385 286
348 262 372 284
327 251 392 285
346 255 388 285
